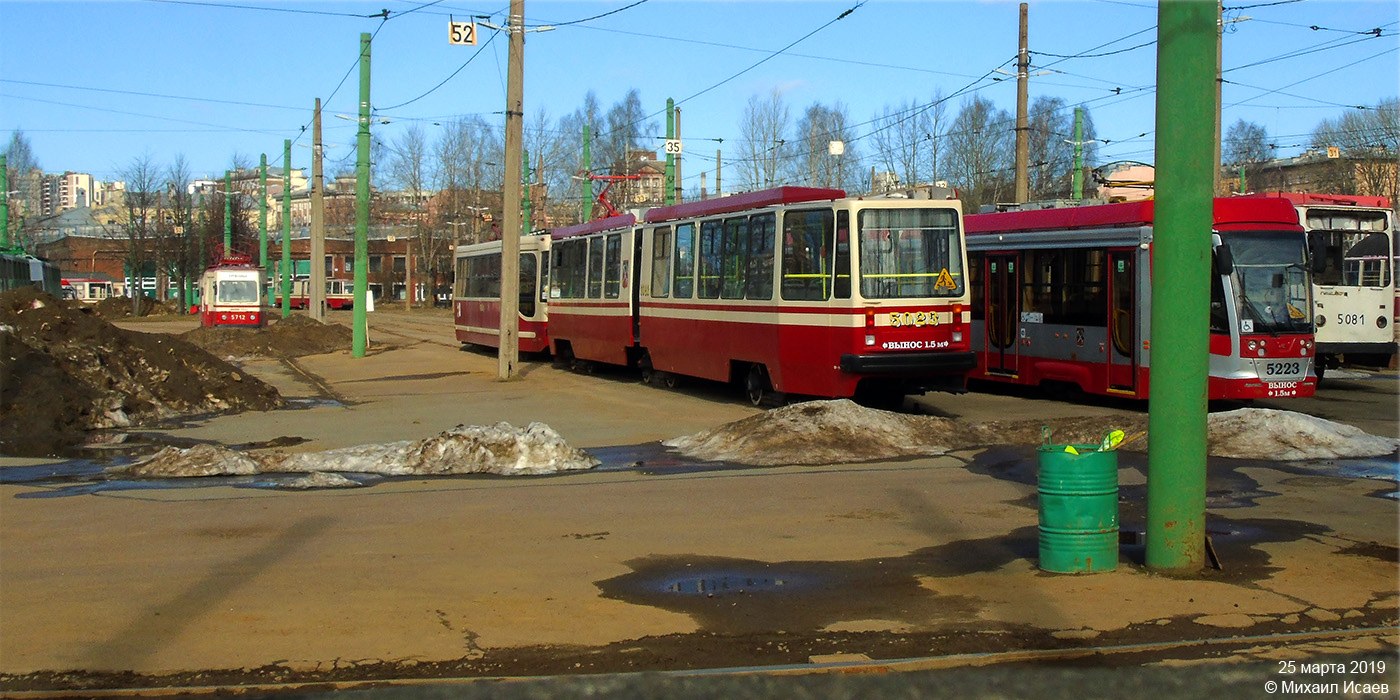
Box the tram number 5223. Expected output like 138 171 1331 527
1264 361 1301 376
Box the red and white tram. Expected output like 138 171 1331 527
964 197 1315 400
275 278 356 310
198 256 267 328
452 232 554 352
547 187 976 404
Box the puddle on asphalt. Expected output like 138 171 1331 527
285 398 346 410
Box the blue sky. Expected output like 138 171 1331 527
1 0 1396 187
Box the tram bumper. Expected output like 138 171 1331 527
840 351 977 375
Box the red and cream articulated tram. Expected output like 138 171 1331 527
452 232 554 353
964 197 1315 400
198 255 267 328
546 187 976 404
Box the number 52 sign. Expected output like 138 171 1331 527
449 21 478 45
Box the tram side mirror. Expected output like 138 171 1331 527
1215 243 1235 276
1307 231 1327 274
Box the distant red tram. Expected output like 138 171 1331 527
964 198 1315 400
198 257 267 328
545 187 976 404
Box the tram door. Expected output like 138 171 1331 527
985 253 1019 375
1107 249 1137 391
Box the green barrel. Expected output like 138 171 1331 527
1038 439 1119 573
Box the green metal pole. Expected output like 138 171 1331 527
259 154 268 268
522 148 532 233
665 98 675 206
1071 107 1084 201
353 31 371 358
223 170 232 256
282 140 292 318
1239 165 1247 194
1146 0 1215 574
1 154 9 249
582 125 593 221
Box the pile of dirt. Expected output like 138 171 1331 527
665 400 1397 466
181 313 352 359
0 288 282 456
90 294 183 320
112 422 600 480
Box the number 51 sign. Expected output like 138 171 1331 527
449 20 477 45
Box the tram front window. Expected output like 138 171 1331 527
217 280 260 304
1221 230 1311 334
857 208 963 299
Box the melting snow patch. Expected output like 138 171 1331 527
1206 408 1400 461
112 422 599 479
664 399 952 466
282 472 363 489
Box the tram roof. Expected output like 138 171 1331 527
965 198 1302 235
551 213 636 240
1245 192 1392 209
643 187 846 224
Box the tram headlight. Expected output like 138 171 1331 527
1247 340 1259 352
952 330 963 343
1379 316 1389 329
865 334 876 346
1315 314 1326 327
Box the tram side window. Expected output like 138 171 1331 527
782 208 834 301
519 253 536 317
1018 249 1107 326
698 220 723 299
834 211 850 299
651 228 671 298
746 214 775 300
722 217 748 299
674 223 694 298
1210 256 1229 334
604 233 622 299
454 257 469 298
968 252 984 321
588 237 605 299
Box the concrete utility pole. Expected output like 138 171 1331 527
223 170 233 255
582 124 593 221
675 107 683 204
311 98 327 322
665 98 676 206
499 0 525 380
259 155 269 268
1071 107 1085 201
715 149 722 197
1013 2 1030 204
352 31 372 358
281 140 292 318
1147 0 1216 574
1 155 9 249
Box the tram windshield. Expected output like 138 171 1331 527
217 279 261 304
857 208 963 298
1306 210 1392 288
1219 230 1311 334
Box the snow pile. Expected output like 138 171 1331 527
1207 408 1400 461
112 422 600 479
283 472 363 489
664 401 1398 467
664 399 953 466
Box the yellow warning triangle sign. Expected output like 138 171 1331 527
933 268 957 290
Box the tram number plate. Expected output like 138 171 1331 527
889 310 939 328
1264 361 1301 377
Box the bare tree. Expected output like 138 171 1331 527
559 91 603 220
4 129 43 239
389 124 434 307
736 88 791 191
434 115 500 245
872 100 931 188
597 89 655 208
166 155 196 308
117 153 161 314
791 101 860 190
1310 99 1399 203
944 96 1014 213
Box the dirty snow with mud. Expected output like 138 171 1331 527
666 400 1399 466
112 422 599 480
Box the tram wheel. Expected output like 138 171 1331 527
745 365 774 407
662 372 679 389
639 354 655 385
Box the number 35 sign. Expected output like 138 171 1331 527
449 21 478 46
